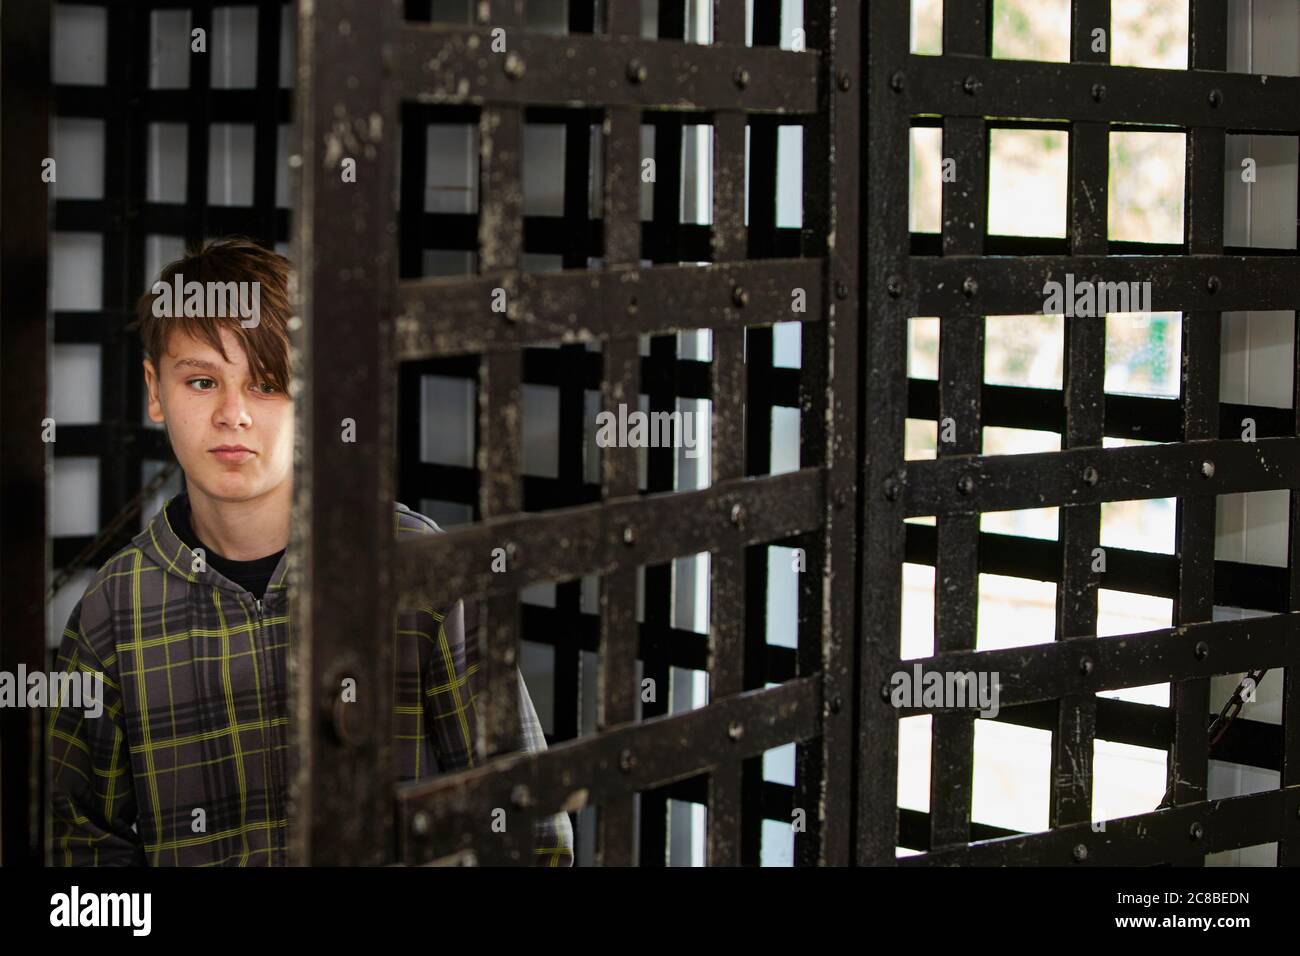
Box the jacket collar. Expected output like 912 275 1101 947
134 492 290 599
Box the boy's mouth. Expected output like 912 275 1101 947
211 444 255 463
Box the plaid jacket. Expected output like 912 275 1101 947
48 495 573 867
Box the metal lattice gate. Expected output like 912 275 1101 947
291 0 1299 867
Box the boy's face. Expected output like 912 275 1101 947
143 325 293 504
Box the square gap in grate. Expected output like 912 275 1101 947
1104 311 1182 400
1108 130 1186 245
1111 0 1189 70
991 0 1070 63
988 128 1069 239
1224 134 1299 251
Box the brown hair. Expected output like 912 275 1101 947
131 237 294 393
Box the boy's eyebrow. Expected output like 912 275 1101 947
173 358 222 371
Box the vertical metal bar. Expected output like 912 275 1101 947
1050 0 1109 832
1162 1 1227 859
594 0 643 869
797 0 858 867
705 0 747 867
474 2 526 782
858 0 911 866
0 0 50 867
929 0 989 849
291 0 398 865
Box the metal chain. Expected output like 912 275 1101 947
1155 669 1268 810
46 460 181 604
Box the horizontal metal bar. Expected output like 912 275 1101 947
900 785 1300 865
395 675 821 864
899 436 1299 517
887 610 1298 711
393 466 824 608
396 259 823 358
395 24 821 113
908 256 1300 317
903 54 1300 131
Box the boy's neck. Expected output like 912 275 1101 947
186 481 291 561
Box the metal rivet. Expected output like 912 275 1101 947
732 285 749 307
1208 89 1221 107
886 275 903 298
622 525 636 545
1091 83 1106 102
829 696 843 714
730 502 745 526
412 811 430 835
961 276 979 298
728 720 744 740
835 281 848 300
1080 657 1094 676
1201 460 1215 479
1189 821 1204 841
511 784 532 809
1083 465 1099 486
626 59 647 84
503 53 525 80
838 70 852 91
962 75 981 95
1073 843 1088 862
957 474 975 495
619 748 636 772
734 67 750 89
1195 641 1210 661
880 682 893 701
883 477 900 501
1206 275 1221 294
502 644 516 665
889 70 905 92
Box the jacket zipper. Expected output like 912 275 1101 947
250 594 284 863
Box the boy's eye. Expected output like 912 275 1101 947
187 377 216 391
256 383 277 394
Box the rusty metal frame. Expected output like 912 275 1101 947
293 0 858 866
293 0 1297 867
869 0 1300 865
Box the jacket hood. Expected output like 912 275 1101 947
134 492 290 598
133 493 441 598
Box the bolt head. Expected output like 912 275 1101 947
838 71 852 91
626 60 647 84
732 286 748 307
889 70 905 92
1207 275 1221 294
886 275 902 298
1201 460 1215 479
1091 83 1106 102
1189 821 1204 840
961 276 979 297
1083 465 1099 486
728 720 744 740
1073 843 1088 862
1079 657 1094 676
1195 641 1210 661
734 67 750 89
957 474 975 495
963 75 981 95
622 525 636 545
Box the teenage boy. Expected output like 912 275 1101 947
47 237 573 866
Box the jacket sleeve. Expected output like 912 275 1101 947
423 597 575 867
47 594 146 866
